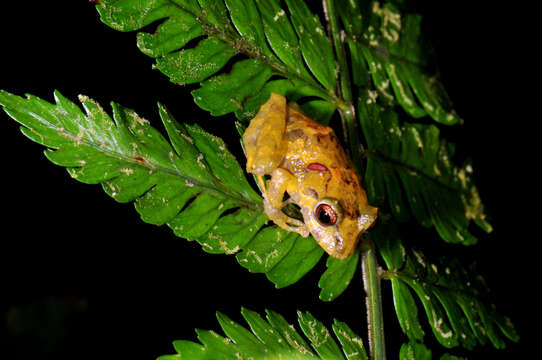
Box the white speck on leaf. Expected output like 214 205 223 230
366 90 378 104
197 153 206 168
273 9 285 21
121 168 134 175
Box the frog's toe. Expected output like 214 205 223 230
284 220 309 237
297 227 310 238
285 224 309 237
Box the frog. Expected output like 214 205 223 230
242 93 378 259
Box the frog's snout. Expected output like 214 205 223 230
330 206 378 259
360 205 378 231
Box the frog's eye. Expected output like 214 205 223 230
314 198 342 226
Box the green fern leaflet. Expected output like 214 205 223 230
359 100 491 245
96 0 460 126
374 223 519 350
158 308 368 360
96 0 338 124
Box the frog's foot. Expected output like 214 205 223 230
263 198 310 237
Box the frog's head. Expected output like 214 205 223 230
300 168 378 259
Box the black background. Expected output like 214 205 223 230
1 1 526 359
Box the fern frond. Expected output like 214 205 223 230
96 0 339 124
374 223 519 349
0 90 358 300
359 99 490 245
340 0 460 125
158 308 368 360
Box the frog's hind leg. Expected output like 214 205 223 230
261 168 310 238
242 93 288 176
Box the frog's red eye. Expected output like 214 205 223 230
315 204 338 226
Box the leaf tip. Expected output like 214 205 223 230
156 101 167 111
318 293 332 302
215 311 228 323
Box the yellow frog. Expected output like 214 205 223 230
243 93 377 259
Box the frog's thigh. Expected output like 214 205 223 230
242 93 288 176
263 168 310 237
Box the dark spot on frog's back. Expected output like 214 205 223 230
354 208 360 218
287 129 306 141
315 133 330 144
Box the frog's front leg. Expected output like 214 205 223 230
261 168 310 238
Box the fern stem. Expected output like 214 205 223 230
322 4 386 358
361 235 386 360
322 0 352 104
322 0 362 169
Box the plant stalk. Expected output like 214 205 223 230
361 235 386 360
323 1 386 358
322 0 362 169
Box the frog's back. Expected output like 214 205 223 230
283 106 351 174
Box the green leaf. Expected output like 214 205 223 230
359 99 490 245
240 307 292 354
300 100 338 126
216 311 268 357
284 0 337 91
168 340 207 359
225 0 271 58
236 227 297 273
192 59 273 116
318 251 359 302
440 354 467 360
96 0 338 120
266 309 315 357
341 1 459 124
399 341 432 360
297 311 344 360
234 78 334 123
390 279 425 341
0 90 355 298
194 329 241 358
266 235 324 288
374 223 519 350
376 224 424 341
156 37 236 84
159 308 368 360
255 0 310 79
332 320 368 360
